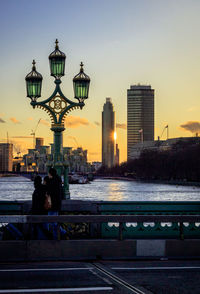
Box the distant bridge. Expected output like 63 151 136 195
0 171 46 180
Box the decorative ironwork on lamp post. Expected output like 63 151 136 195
25 39 90 199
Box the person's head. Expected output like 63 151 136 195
34 175 42 189
48 167 57 179
43 176 50 186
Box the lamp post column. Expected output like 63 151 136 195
25 40 90 202
51 125 69 198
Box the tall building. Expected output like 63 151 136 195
102 98 115 168
0 143 13 172
35 137 44 150
127 85 154 161
115 143 120 165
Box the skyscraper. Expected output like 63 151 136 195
127 85 154 161
102 98 115 168
115 143 120 165
0 143 13 172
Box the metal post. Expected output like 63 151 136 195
52 128 64 177
179 222 184 240
119 222 123 241
64 165 70 199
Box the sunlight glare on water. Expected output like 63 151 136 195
0 176 200 202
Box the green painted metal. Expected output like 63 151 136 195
99 201 200 239
29 78 85 199
0 201 23 215
26 42 90 199
2 200 200 239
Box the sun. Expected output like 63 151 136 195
114 132 117 141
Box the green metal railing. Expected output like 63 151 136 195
99 201 200 239
1 200 200 239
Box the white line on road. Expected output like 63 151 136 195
0 287 113 293
0 267 94 272
112 266 200 270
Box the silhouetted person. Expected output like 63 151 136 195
46 168 65 239
43 175 50 186
32 175 46 215
48 167 62 213
32 175 47 239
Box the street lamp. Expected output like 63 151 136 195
25 39 90 199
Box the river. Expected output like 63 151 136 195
0 176 200 202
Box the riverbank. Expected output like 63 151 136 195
100 176 200 187
0 173 19 177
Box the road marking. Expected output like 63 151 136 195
0 267 93 272
112 266 200 270
93 263 146 294
0 287 113 293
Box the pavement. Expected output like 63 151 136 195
0 260 200 293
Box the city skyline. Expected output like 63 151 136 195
1 0 200 163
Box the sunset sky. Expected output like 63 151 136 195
1 0 200 162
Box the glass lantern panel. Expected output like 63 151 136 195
74 81 89 99
27 81 41 97
51 58 65 77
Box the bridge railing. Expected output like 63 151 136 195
1 214 200 240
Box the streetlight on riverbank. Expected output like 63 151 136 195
25 40 90 198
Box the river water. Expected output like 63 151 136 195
0 176 200 202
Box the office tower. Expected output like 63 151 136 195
0 143 13 171
115 143 120 165
127 85 154 161
102 98 115 168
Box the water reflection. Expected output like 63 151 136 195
108 182 124 201
0 177 200 202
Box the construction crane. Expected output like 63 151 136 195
30 119 41 149
7 132 22 157
67 136 80 148
160 125 169 140
13 145 22 157
73 137 79 148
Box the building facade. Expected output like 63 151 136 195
63 147 89 173
0 143 13 172
102 98 115 168
115 143 120 165
129 137 200 161
127 85 154 161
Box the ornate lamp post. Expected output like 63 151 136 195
25 40 90 199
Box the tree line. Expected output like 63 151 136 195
98 139 200 182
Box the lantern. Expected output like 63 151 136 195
25 60 43 101
49 39 66 79
73 62 90 102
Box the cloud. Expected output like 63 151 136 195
0 118 5 123
40 119 50 127
180 121 200 134
65 116 90 128
94 121 100 126
116 123 127 130
10 117 21 124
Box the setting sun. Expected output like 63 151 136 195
114 132 117 141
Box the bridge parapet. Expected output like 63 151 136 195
1 200 200 239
